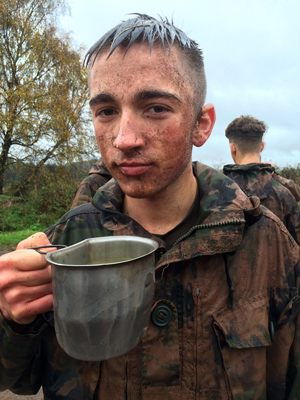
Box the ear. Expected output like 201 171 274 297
192 104 216 147
229 142 237 162
260 141 265 153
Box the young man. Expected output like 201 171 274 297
223 115 300 243
0 15 300 400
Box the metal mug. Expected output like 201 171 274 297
45 236 158 361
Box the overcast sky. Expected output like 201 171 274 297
59 0 300 168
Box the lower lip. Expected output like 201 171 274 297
119 165 151 176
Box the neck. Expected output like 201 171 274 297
235 153 261 165
123 164 198 235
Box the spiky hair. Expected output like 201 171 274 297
84 14 199 66
84 14 207 110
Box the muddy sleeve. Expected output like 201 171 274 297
0 313 46 394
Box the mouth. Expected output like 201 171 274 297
117 162 151 176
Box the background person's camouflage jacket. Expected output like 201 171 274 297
1 162 300 400
223 163 300 244
272 172 300 202
71 160 112 209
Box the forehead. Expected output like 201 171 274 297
89 43 194 101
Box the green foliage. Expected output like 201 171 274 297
25 166 79 219
0 229 43 251
276 164 300 186
0 163 82 232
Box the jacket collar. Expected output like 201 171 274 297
92 162 262 266
223 163 275 174
223 163 274 200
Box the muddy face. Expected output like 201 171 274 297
89 43 200 200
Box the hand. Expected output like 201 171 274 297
0 232 54 325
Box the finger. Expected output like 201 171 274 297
9 294 54 325
0 249 50 271
4 282 53 307
17 232 50 250
1 265 52 287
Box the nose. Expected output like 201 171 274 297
113 112 145 152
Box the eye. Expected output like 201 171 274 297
149 106 169 114
145 105 170 117
97 109 118 117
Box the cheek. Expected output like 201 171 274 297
166 122 194 148
94 126 113 151
156 126 193 168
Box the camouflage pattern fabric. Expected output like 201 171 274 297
70 160 112 209
1 162 300 399
223 163 300 244
273 172 300 202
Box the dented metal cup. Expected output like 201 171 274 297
45 236 158 361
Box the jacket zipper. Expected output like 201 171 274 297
173 218 245 246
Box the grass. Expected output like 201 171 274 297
0 229 48 251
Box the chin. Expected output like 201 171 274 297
122 189 152 199
119 183 157 199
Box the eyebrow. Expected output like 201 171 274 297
89 93 115 107
89 89 181 108
133 90 181 104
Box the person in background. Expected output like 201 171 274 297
71 159 112 209
223 114 300 244
1 15 300 400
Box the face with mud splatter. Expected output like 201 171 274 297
89 42 210 199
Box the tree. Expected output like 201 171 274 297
0 0 97 195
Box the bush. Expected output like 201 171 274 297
277 164 300 186
1 165 81 232
25 167 79 218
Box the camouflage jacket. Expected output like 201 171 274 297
273 172 300 202
71 159 112 209
1 162 300 400
223 163 300 244
71 161 300 210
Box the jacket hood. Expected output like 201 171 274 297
223 163 275 201
89 160 111 178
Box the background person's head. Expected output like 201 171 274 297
84 14 207 116
225 115 268 164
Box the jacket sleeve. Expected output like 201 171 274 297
0 313 46 394
273 172 300 202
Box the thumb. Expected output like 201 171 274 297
17 232 51 250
